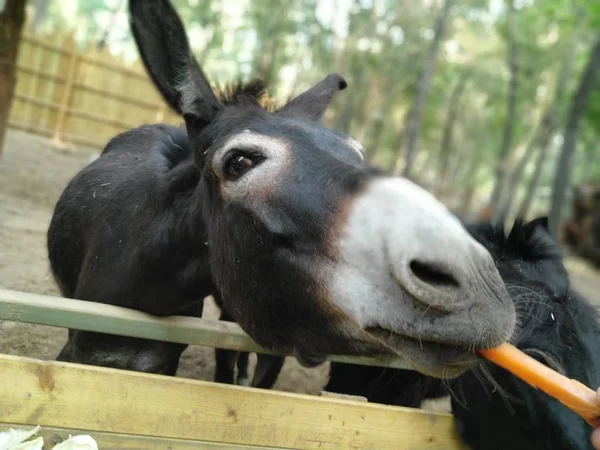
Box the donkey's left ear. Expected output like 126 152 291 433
277 74 347 121
129 0 221 126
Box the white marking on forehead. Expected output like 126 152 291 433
344 137 365 160
212 130 291 201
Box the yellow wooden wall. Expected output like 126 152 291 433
8 32 182 149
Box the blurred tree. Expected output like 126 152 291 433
401 0 455 178
0 0 26 156
548 32 600 236
97 0 124 50
487 0 519 222
434 72 468 197
6 0 600 222
30 0 50 32
514 18 581 220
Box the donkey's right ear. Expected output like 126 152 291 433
129 0 221 127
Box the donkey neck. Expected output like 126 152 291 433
158 158 208 248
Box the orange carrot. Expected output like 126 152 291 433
478 343 600 424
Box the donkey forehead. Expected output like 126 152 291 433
210 126 366 204
288 120 365 162
209 115 364 162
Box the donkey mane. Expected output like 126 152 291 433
216 79 272 108
215 78 336 113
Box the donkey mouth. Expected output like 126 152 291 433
365 327 480 378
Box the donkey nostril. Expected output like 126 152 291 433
409 260 460 289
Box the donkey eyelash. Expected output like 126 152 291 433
223 149 264 164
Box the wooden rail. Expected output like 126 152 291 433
7 31 276 151
0 354 467 449
0 288 468 449
0 288 413 370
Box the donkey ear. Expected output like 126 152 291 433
129 0 221 128
277 74 348 121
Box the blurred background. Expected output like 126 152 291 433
0 0 599 396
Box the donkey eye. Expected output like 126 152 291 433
225 154 255 179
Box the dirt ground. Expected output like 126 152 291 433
1 129 599 405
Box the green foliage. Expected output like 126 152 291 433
26 0 600 215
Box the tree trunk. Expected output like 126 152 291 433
439 144 480 206
434 74 468 197
366 114 385 154
515 130 554 219
494 120 545 223
457 184 477 218
442 145 468 200
401 0 454 178
30 0 50 33
0 0 27 156
487 0 519 220
548 32 600 236
581 145 599 182
494 108 558 222
97 0 124 50
496 23 580 223
579 145 598 183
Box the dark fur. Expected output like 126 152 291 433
212 292 285 388
48 0 516 385
48 0 381 376
324 217 600 450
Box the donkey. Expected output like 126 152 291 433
324 217 600 449
212 292 285 388
47 0 516 380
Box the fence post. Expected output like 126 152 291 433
155 103 167 123
53 46 79 144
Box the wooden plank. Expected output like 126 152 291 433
0 355 467 450
78 53 150 80
8 119 54 139
0 288 409 369
21 34 71 56
53 46 79 142
14 93 61 111
155 103 168 122
0 423 282 450
54 130 106 150
10 31 182 151
22 40 44 127
0 288 413 370
64 103 141 130
8 119 113 150
72 81 162 111
13 93 141 131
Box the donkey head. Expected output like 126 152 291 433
130 0 516 378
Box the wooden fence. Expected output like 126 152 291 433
0 287 467 449
0 288 412 370
8 31 181 150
